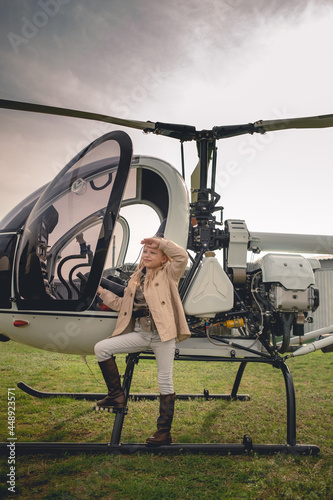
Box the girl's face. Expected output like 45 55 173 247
142 244 167 269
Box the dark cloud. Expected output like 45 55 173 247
1 0 333 234
1 0 330 111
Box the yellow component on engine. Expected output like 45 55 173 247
223 318 244 329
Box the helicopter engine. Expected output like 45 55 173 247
184 215 320 353
244 253 320 351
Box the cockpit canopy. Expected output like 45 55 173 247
0 131 189 311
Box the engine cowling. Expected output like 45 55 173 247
249 253 320 352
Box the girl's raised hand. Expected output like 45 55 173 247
141 237 159 248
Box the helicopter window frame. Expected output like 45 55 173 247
14 130 133 312
112 165 171 268
109 215 130 269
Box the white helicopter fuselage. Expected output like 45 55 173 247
0 139 192 355
1 131 333 358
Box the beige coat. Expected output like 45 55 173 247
99 239 191 343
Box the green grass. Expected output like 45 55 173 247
1 341 332 499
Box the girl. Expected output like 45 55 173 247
94 237 191 446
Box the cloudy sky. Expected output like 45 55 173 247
1 0 333 248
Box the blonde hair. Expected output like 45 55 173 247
131 239 171 288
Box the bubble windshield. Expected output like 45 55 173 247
16 132 132 310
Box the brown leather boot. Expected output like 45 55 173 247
96 356 126 409
146 393 175 446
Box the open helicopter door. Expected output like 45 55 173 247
14 131 132 312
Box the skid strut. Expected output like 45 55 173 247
0 353 320 456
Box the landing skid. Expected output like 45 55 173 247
0 353 320 456
17 381 250 402
4 441 319 456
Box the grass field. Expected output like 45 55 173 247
1 341 332 499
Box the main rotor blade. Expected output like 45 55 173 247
3 99 331 142
0 99 197 141
0 99 156 132
253 113 333 133
213 113 333 139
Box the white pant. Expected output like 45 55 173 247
94 325 176 395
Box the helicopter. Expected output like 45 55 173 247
0 98 333 455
